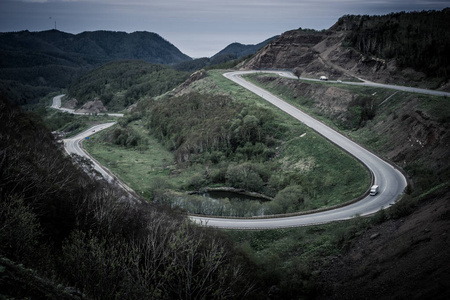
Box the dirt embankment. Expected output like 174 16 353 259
75 99 107 114
62 97 108 114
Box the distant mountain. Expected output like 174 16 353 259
173 36 277 72
211 36 278 60
0 29 191 67
0 29 191 105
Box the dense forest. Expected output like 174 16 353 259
0 95 257 299
338 9 450 78
67 60 189 110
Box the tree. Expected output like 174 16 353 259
294 67 302 79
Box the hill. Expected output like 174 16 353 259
243 9 450 90
173 36 277 72
211 36 278 60
66 60 189 111
0 30 191 105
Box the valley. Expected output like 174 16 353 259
1 8 450 300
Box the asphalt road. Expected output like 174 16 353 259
188 71 408 229
52 93 125 181
274 71 450 97
52 94 119 180
63 122 117 181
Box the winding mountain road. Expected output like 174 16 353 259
189 71 408 229
53 71 420 229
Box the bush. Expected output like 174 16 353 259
388 194 417 219
265 185 306 214
0 196 42 264
226 164 264 192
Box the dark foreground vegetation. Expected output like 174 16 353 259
0 95 256 299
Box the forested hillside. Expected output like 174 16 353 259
0 95 255 299
244 8 450 89
67 60 189 111
0 30 191 105
337 8 450 78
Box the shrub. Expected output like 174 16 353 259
226 164 264 192
388 194 417 219
265 185 306 214
0 196 42 264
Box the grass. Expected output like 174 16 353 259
243 73 397 130
84 121 181 198
278 134 369 207
210 70 369 205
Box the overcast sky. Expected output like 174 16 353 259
1 0 449 58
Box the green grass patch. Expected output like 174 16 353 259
278 133 369 208
84 123 181 198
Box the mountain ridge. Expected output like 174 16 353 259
243 9 450 90
0 29 192 104
0 29 191 66
211 36 278 59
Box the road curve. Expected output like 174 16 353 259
63 122 117 181
52 94 121 181
189 71 408 229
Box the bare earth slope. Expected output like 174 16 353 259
317 190 450 300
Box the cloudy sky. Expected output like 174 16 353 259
1 0 449 58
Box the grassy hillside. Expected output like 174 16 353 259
245 73 450 197
85 70 369 216
222 73 450 299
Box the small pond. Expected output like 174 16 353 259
192 189 272 203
